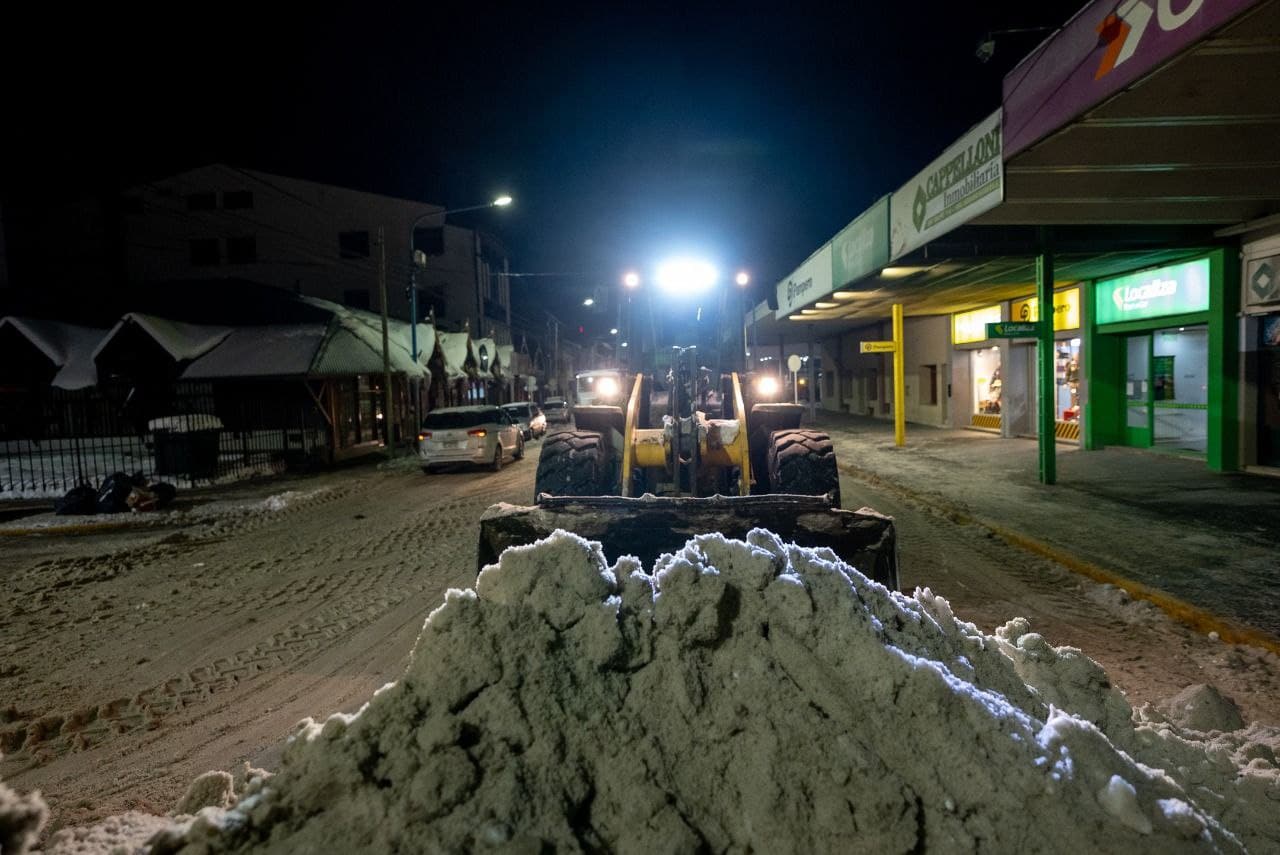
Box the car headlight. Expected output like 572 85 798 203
755 376 779 398
597 377 619 397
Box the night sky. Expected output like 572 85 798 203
5 1 1086 330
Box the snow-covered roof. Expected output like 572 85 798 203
436 332 472 382
471 337 498 380
496 344 515 378
181 325 329 379
297 296 430 379
0 316 106 390
93 313 232 364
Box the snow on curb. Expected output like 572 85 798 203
12 530 1280 853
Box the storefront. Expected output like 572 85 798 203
950 304 1004 432
1083 251 1239 471
1006 288 1083 441
1243 236 1280 470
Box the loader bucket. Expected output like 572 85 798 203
478 494 899 591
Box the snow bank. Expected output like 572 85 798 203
21 530 1280 853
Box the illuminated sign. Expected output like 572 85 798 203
1094 259 1210 325
1011 288 1080 331
952 305 1002 345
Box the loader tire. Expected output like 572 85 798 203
767 429 841 508
534 430 614 500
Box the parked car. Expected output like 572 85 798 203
501 402 547 440
543 397 571 425
417 406 524 473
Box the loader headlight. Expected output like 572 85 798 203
597 376 619 398
755 376 779 398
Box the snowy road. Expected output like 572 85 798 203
2 441 1277 835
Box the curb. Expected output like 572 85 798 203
839 461 1280 658
0 519 161 537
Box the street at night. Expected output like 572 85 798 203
4 0 1280 851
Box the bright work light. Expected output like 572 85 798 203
655 258 718 295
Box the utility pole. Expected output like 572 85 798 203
378 226 394 447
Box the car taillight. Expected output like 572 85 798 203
418 431 431 441
468 429 487 437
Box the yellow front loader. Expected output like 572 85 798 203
479 354 898 589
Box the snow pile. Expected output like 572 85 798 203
0 777 47 854
23 530 1280 853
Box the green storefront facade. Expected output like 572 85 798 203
1083 249 1240 471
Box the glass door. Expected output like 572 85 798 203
1125 334 1152 447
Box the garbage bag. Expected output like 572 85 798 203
54 484 98 515
96 472 135 514
152 482 177 509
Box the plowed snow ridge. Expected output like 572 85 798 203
10 529 1280 854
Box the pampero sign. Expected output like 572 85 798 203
832 196 889 287
1004 0 1262 157
775 243 833 318
890 111 1003 260
1094 258 1210 325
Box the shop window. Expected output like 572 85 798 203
972 347 1002 415
1057 339 1081 421
339 230 371 259
920 364 938 405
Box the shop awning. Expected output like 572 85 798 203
983 0 1280 228
93 313 232 365
181 324 329 379
496 344 515 379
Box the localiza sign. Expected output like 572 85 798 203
775 243 834 318
890 110 1003 260
1094 258 1210 325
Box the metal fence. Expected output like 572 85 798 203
0 381 331 499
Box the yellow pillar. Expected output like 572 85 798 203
892 303 905 447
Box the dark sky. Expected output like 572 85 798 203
5 1 1085 326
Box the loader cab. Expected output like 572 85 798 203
575 369 626 407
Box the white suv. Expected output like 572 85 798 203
501 402 547 440
417 406 524 473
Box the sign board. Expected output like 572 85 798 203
525 376 537 392
787 354 803 373
1246 255 1280 309
1004 0 1263 157
860 341 897 353
986 322 1045 338
952 305 1002 345
775 244 834 318
832 196 890 287
1094 258 1211 325
890 110 1003 260
1010 288 1081 331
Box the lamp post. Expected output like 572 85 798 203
407 194 512 427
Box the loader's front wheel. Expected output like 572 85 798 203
534 431 614 500
767 429 841 508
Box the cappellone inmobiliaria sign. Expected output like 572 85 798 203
890 110 1004 260
775 243 834 319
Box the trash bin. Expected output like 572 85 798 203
148 414 224 478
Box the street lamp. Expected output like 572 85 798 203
623 271 641 289
407 194 513 428
583 297 595 307
735 271 750 287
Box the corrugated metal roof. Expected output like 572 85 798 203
472 337 498 379
181 325 328 379
0 316 107 390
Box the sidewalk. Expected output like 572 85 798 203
811 411 1280 647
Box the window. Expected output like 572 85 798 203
921 365 939 405
343 289 371 309
226 236 257 264
413 226 445 256
339 230 371 259
186 192 217 211
223 190 254 209
190 238 220 266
